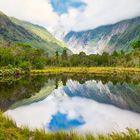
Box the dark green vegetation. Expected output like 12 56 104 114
0 11 68 56
64 17 140 53
0 40 139 74
0 111 139 140
47 40 140 67
132 40 140 50
0 75 49 110
0 43 48 69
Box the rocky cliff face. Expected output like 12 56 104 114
64 17 140 54
61 80 140 113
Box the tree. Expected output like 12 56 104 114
55 51 59 60
101 52 110 66
79 52 86 57
132 40 140 50
112 51 118 57
61 50 68 60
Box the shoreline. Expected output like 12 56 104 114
1 67 140 76
31 67 140 75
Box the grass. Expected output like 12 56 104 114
0 67 25 76
1 67 140 76
0 112 140 140
31 67 140 75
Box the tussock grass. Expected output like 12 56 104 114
0 112 140 140
31 67 140 75
0 67 24 76
1 67 140 76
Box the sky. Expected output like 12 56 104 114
0 0 140 32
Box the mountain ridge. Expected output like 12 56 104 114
0 10 69 56
64 16 140 54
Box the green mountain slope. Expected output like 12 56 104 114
10 17 67 50
0 11 68 55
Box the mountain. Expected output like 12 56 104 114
0 11 68 55
64 17 140 54
10 80 63 109
62 80 140 113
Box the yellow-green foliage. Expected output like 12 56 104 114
0 66 24 76
0 112 30 140
31 67 140 75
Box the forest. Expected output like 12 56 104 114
0 40 140 70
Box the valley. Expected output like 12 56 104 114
0 3 140 139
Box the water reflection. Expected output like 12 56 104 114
4 74 140 133
1 74 140 111
0 76 49 110
5 93 140 133
63 80 140 112
48 112 85 131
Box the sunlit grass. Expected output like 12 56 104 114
31 67 140 75
1 67 140 76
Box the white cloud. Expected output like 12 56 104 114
0 0 140 32
58 0 140 31
0 0 59 27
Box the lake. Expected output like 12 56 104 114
1 74 140 134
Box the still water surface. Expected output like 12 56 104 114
1 74 140 133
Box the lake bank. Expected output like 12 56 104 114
31 67 140 75
0 111 140 140
0 67 25 76
1 67 140 77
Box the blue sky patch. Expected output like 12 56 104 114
50 0 87 15
48 111 85 131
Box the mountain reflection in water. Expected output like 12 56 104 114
2 74 140 133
